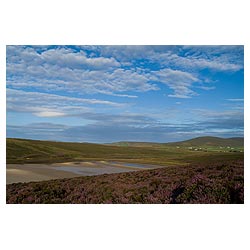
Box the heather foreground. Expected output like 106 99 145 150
6 160 243 204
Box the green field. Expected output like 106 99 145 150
7 137 244 166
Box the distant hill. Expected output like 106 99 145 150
168 136 244 147
107 141 162 147
109 136 244 148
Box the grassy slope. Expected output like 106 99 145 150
110 136 244 148
6 159 244 204
168 136 244 147
7 138 244 166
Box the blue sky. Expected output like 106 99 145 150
6 45 244 143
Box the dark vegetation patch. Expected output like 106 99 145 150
6 160 244 204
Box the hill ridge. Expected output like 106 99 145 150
109 136 244 147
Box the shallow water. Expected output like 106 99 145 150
7 161 163 183
51 161 157 175
112 162 155 169
51 166 96 175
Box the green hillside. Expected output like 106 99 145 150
6 138 187 165
109 136 243 149
107 141 162 148
168 136 244 147
7 138 169 164
7 137 243 165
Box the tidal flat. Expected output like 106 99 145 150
6 161 161 184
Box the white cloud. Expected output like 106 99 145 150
168 94 192 99
98 92 138 98
35 110 66 117
149 46 243 72
226 98 244 102
176 56 242 72
154 68 199 98
6 46 243 101
7 46 158 96
7 88 122 106
99 45 154 61
41 48 121 69
191 108 244 120
7 46 121 70
197 86 216 91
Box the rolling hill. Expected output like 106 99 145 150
7 138 169 164
7 137 244 165
109 136 244 148
168 136 244 147
108 141 162 147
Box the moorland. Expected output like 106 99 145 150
6 136 244 204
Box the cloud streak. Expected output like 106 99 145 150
7 88 125 117
226 98 244 102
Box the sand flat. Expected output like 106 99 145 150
7 164 80 184
6 161 161 184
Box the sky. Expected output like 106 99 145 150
6 45 244 143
